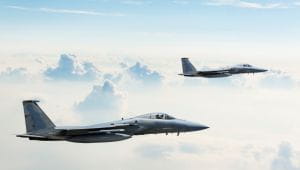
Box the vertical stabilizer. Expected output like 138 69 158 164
23 100 55 133
181 58 197 74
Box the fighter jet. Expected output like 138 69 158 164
179 58 267 78
17 100 209 143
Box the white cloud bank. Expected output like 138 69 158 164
44 54 100 81
1 54 300 170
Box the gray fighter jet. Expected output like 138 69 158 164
17 100 209 143
179 58 267 78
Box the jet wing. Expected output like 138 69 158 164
198 69 229 73
56 123 138 136
197 69 230 75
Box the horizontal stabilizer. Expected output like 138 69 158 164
16 134 47 139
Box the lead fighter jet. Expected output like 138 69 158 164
17 100 209 143
179 58 267 78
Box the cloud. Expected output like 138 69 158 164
121 0 152 5
6 5 125 16
44 54 100 81
182 68 298 89
135 144 174 159
271 142 300 170
178 142 200 154
74 80 124 122
103 73 123 83
0 67 28 82
182 75 246 88
39 8 125 16
127 62 163 86
295 1 300 6
6 5 29 10
259 70 296 89
206 0 288 9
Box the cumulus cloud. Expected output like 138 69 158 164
0 67 27 82
259 70 296 89
271 142 300 170
44 54 100 81
103 73 123 83
74 80 124 122
127 62 163 86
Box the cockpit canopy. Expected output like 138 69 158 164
136 113 176 120
241 64 252 67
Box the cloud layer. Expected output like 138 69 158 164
1 54 300 170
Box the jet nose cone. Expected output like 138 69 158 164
256 68 268 73
188 122 209 131
260 69 268 72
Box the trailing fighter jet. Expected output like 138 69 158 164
17 100 209 143
179 58 267 78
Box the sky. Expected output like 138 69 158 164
0 0 300 170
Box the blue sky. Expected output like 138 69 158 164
1 0 300 56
